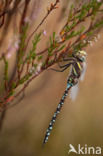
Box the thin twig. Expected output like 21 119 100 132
25 0 60 51
0 109 6 131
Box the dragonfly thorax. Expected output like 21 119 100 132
74 50 87 62
67 76 78 86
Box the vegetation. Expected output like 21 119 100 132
0 0 103 130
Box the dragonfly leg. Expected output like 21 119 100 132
63 58 75 62
50 63 71 72
57 62 71 68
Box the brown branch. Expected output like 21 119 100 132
25 0 60 51
19 0 31 33
0 109 6 131
19 0 60 77
0 0 21 47
0 14 5 28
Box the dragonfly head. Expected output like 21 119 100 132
74 50 87 62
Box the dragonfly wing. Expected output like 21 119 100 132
70 83 79 101
80 62 87 81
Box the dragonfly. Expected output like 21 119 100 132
43 50 87 144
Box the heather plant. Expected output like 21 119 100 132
0 0 103 133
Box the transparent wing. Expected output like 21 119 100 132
80 62 87 81
70 83 79 101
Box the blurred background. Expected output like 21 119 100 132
0 0 103 156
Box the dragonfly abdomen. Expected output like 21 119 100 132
43 82 72 144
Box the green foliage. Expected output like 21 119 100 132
17 24 29 68
68 4 74 21
0 0 103 106
20 24 29 51
58 44 66 51
66 26 85 40
48 32 59 56
3 55 8 82
11 82 17 90
37 55 43 61
18 74 31 85
26 32 42 62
